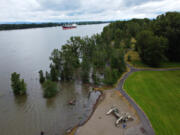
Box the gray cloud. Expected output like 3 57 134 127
0 0 180 22
123 0 163 7
37 0 81 11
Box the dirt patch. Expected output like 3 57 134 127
76 90 145 135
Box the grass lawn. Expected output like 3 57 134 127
124 70 180 135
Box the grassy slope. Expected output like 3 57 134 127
124 70 180 135
125 50 180 68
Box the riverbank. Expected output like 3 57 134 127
70 90 146 135
68 62 180 135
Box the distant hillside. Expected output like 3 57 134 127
0 21 111 31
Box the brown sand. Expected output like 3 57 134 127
76 90 145 135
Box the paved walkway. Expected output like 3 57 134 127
115 63 180 135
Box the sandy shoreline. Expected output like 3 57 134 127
72 90 146 135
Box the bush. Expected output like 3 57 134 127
42 80 58 98
11 72 27 95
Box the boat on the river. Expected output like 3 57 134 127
62 24 77 30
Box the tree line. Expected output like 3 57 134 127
102 11 180 67
0 21 110 31
39 34 126 88
0 23 61 31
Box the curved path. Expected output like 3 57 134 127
115 63 180 135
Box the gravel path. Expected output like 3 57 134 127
115 63 180 135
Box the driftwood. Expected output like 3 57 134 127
68 99 76 105
106 107 133 127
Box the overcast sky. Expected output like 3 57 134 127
0 0 180 22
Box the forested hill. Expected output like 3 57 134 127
0 21 110 31
0 23 61 30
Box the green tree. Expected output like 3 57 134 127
110 49 126 74
42 80 58 98
103 67 119 85
38 70 45 84
92 49 106 70
136 30 167 67
114 29 123 48
11 72 27 95
50 64 59 81
50 49 62 69
81 56 90 83
152 12 180 61
92 68 100 85
45 71 51 80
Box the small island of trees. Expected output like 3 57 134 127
11 72 27 95
38 70 58 98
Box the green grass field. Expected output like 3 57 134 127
124 70 180 135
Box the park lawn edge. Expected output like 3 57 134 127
123 70 180 135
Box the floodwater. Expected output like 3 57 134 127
0 24 107 135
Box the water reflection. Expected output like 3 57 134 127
46 98 56 108
14 95 27 106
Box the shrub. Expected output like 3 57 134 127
42 80 58 98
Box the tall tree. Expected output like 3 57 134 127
39 70 45 84
136 30 167 67
152 12 180 61
81 56 90 83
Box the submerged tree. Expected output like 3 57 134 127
42 80 58 98
45 71 51 80
39 70 45 84
11 72 27 95
50 64 59 81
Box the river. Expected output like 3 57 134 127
0 24 108 135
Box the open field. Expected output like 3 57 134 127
125 50 180 68
124 70 180 135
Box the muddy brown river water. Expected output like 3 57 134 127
0 24 107 135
